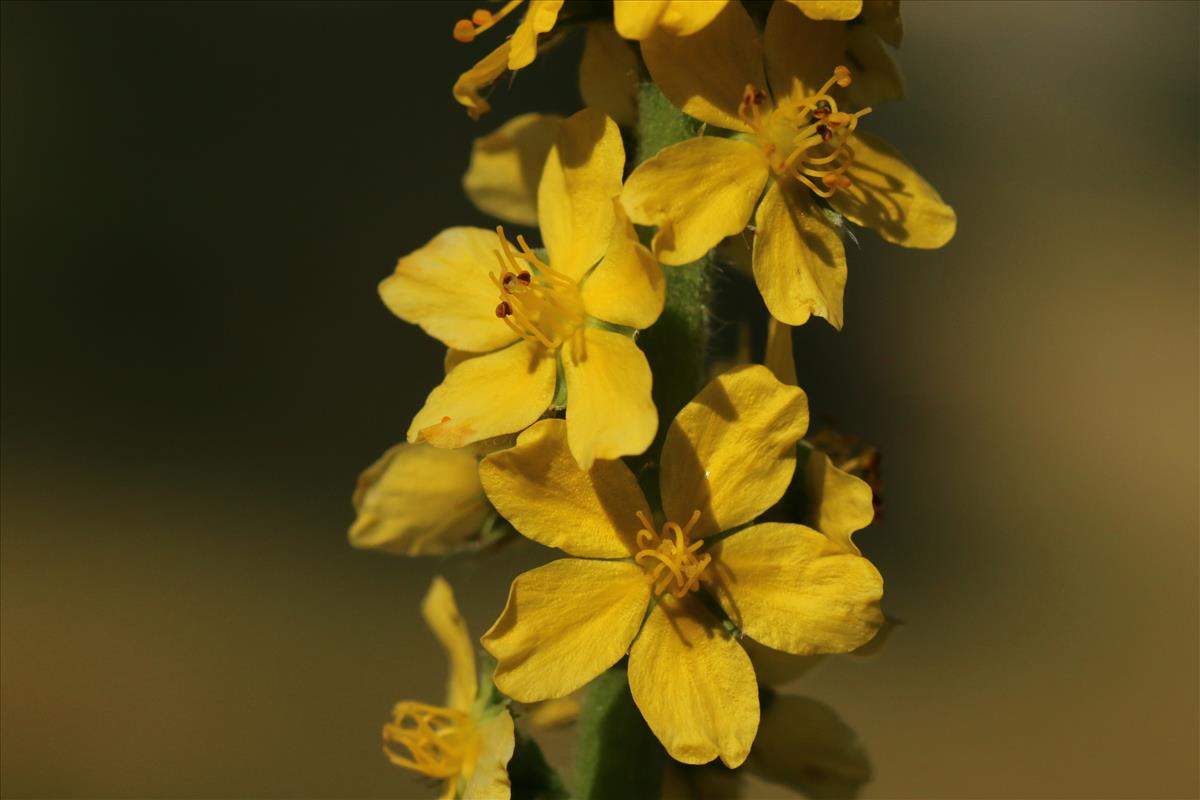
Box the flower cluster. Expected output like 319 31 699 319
351 2 953 797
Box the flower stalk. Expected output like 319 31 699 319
573 82 708 800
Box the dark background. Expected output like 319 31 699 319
2 1 1197 798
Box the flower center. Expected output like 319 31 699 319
634 510 709 599
491 226 585 350
738 66 872 199
452 0 524 42
383 701 475 780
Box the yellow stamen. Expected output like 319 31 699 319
737 67 872 199
634 510 709 599
383 701 474 779
453 0 524 43
490 226 585 350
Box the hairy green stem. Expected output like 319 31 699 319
572 663 665 800
572 83 711 800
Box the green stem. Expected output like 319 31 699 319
573 83 711 800
572 663 665 800
632 82 710 478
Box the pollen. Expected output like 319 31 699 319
738 66 872 199
383 701 474 779
490 226 585 352
453 0 524 43
634 510 710 599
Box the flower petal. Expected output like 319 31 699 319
408 341 556 449
862 0 903 46
764 317 796 386
752 179 848 329
422 577 477 712
628 594 758 767
801 448 874 555
537 108 623 280
764 1 901 111
461 709 515 800
349 443 487 556
614 0 730 39
453 42 511 120
380 226 519 353
787 0 862 21
479 418 650 558
640 0 765 132
483 559 651 702
661 365 809 538
579 24 639 125
463 113 564 227
580 203 665 330
831 131 957 249
709 522 884 655
747 695 871 799
563 326 658 468
508 0 564 70
621 137 768 266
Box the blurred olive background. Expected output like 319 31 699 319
2 1 1196 798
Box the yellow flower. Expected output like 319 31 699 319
478 365 884 766
384 577 515 799
621 0 955 329
381 108 664 469
451 1 728 118
349 443 490 556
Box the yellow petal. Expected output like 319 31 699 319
579 24 639 125
453 42 511 120
764 1 901 111
349 443 487 556
787 0 862 21
483 559 651 702
801 448 874 555
832 131 957 249
422 577 477 712
380 226 519 353
709 522 884 654
461 709 515 800
408 341 556 449
614 0 730 39
621 137 768 266
764 317 796 386
563 326 657 468
752 179 848 329
627 594 759 767
640 0 765 132
479 418 650 558
748 695 870 798
862 0 903 46
537 108 624 280
661 365 809 538
508 0 564 70
463 113 564 227
580 203 665 330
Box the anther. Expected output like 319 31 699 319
471 9 493 25
452 19 476 42
834 65 852 87
495 301 511 318
822 174 852 189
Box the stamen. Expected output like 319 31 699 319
489 226 584 349
634 510 709 599
383 701 473 779
452 0 524 43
